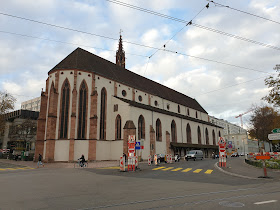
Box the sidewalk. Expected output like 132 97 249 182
216 157 280 180
0 159 119 169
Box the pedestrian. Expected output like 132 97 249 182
123 153 127 165
37 154 44 168
15 154 19 161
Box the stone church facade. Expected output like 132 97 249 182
35 36 223 162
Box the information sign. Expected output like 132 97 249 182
268 133 280 140
272 128 280 133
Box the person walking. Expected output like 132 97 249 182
37 154 44 168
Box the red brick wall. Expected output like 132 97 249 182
35 91 48 161
123 120 136 155
150 125 155 156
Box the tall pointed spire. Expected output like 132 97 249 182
116 30 125 68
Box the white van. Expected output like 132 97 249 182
185 150 203 161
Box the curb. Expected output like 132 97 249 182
214 162 261 180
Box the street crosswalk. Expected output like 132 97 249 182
0 167 35 172
152 167 213 174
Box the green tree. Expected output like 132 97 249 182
249 105 280 152
0 91 16 133
263 64 280 106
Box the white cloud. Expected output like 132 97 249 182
0 0 279 127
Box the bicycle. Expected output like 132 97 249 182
74 160 88 168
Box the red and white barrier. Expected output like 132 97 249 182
169 154 172 163
218 137 226 167
148 155 151 166
127 156 136 172
120 156 125 172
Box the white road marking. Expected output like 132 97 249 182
254 200 277 205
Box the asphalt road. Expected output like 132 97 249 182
0 159 279 210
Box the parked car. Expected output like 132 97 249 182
231 152 239 157
185 150 203 161
156 154 165 163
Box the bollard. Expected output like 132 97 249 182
120 156 125 172
154 154 157 166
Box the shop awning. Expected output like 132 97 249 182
170 142 218 149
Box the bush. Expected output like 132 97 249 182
245 159 280 169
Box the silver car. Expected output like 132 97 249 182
185 150 203 161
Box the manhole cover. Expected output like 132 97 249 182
219 201 245 208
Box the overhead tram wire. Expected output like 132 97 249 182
144 3 209 75
192 23 280 51
196 75 271 97
0 30 148 58
105 0 280 52
0 12 271 74
207 0 280 26
148 3 209 59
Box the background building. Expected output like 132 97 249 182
21 96 41 112
210 116 250 154
0 110 39 158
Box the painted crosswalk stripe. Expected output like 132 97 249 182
162 167 174 171
152 167 165 170
182 168 192 172
193 169 203 173
6 168 17 170
0 168 6 171
171 168 183 171
205 170 213 174
254 200 277 205
17 168 28 170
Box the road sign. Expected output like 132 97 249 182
218 137 226 145
272 128 280 133
228 144 232 149
268 133 280 140
256 155 271 160
128 135 135 143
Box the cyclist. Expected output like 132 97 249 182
78 154 86 167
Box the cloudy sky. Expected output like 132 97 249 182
1 0 279 128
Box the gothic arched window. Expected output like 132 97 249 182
115 115 121 140
156 119 162 142
100 88 107 140
138 115 145 140
59 79 70 139
171 120 177 142
197 126 201 144
212 130 216 145
187 123 192 143
78 80 88 139
205 128 209 145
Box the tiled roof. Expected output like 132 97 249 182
49 48 207 113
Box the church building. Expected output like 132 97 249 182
35 35 223 162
